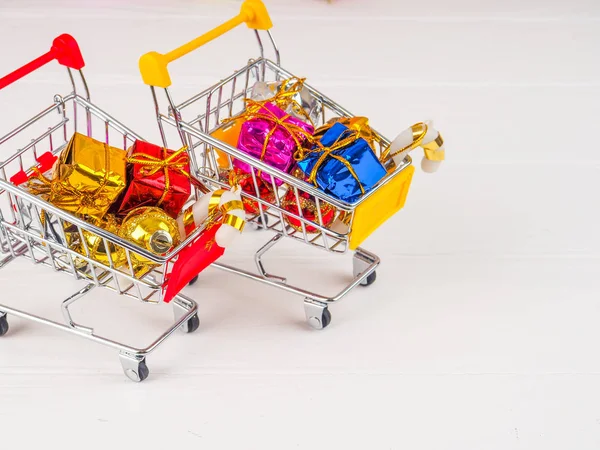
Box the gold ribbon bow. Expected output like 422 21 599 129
268 77 315 127
127 147 190 207
27 168 114 220
302 129 366 196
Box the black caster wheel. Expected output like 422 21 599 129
185 314 200 333
307 306 332 330
360 271 377 287
321 308 332 329
254 214 269 230
136 360 150 382
188 275 199 286
0 315 8 337
124 359 149 383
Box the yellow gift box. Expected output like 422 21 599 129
51 132 127 219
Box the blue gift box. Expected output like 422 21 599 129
297 122 387 203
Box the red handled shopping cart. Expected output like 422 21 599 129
0 34 217 382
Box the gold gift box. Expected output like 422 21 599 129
52 132 127 219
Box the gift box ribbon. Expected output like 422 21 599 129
222 98 314 178
301 128 366 197
28 168 115 218
127 146 190 208
268 77 314 126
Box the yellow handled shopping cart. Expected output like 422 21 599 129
138 0 444 329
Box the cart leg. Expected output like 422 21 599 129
173 296 200 333
119 352 149 383
304 298 331 330
0 311 8 337
61 283 96 333
353 249 378 287
255 233 287 283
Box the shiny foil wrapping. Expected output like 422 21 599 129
281 188 336 234
211 119 243 168
77 214 127 268
117 141 191 218
297 122 387 203
250 78 322 125
119 207 181 275
50 132 127 219
233 102 314 186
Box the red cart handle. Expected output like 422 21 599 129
0 34 85 90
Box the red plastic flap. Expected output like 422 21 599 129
9 151 57 186
163 225 225 303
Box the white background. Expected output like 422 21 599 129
0 0 599 448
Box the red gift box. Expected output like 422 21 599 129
118 141 191 218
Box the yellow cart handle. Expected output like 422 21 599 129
139 0 272 88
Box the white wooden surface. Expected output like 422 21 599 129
0 0 599 448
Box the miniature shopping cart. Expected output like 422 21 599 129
0 34 208 382
139 0 422 329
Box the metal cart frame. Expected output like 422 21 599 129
0 34 204 382
139 0 414 329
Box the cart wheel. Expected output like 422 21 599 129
254 214 269 230
0 315 8 337
306 305 332 330
320 308 332 328
360 271 377 287
124 358 149 383
188 275 199 286
185 314 200 333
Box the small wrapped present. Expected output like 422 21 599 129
250 77 322 126
211 77 319 171
211 119 243 168
117 141 191 218
231 100 314 186
37 132 127 219
281 187 336 234
296 122 387 203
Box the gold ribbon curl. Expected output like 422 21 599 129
180 189 246 251
380 122 445 163
203 190 245 250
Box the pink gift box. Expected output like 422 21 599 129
233 101 314 186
